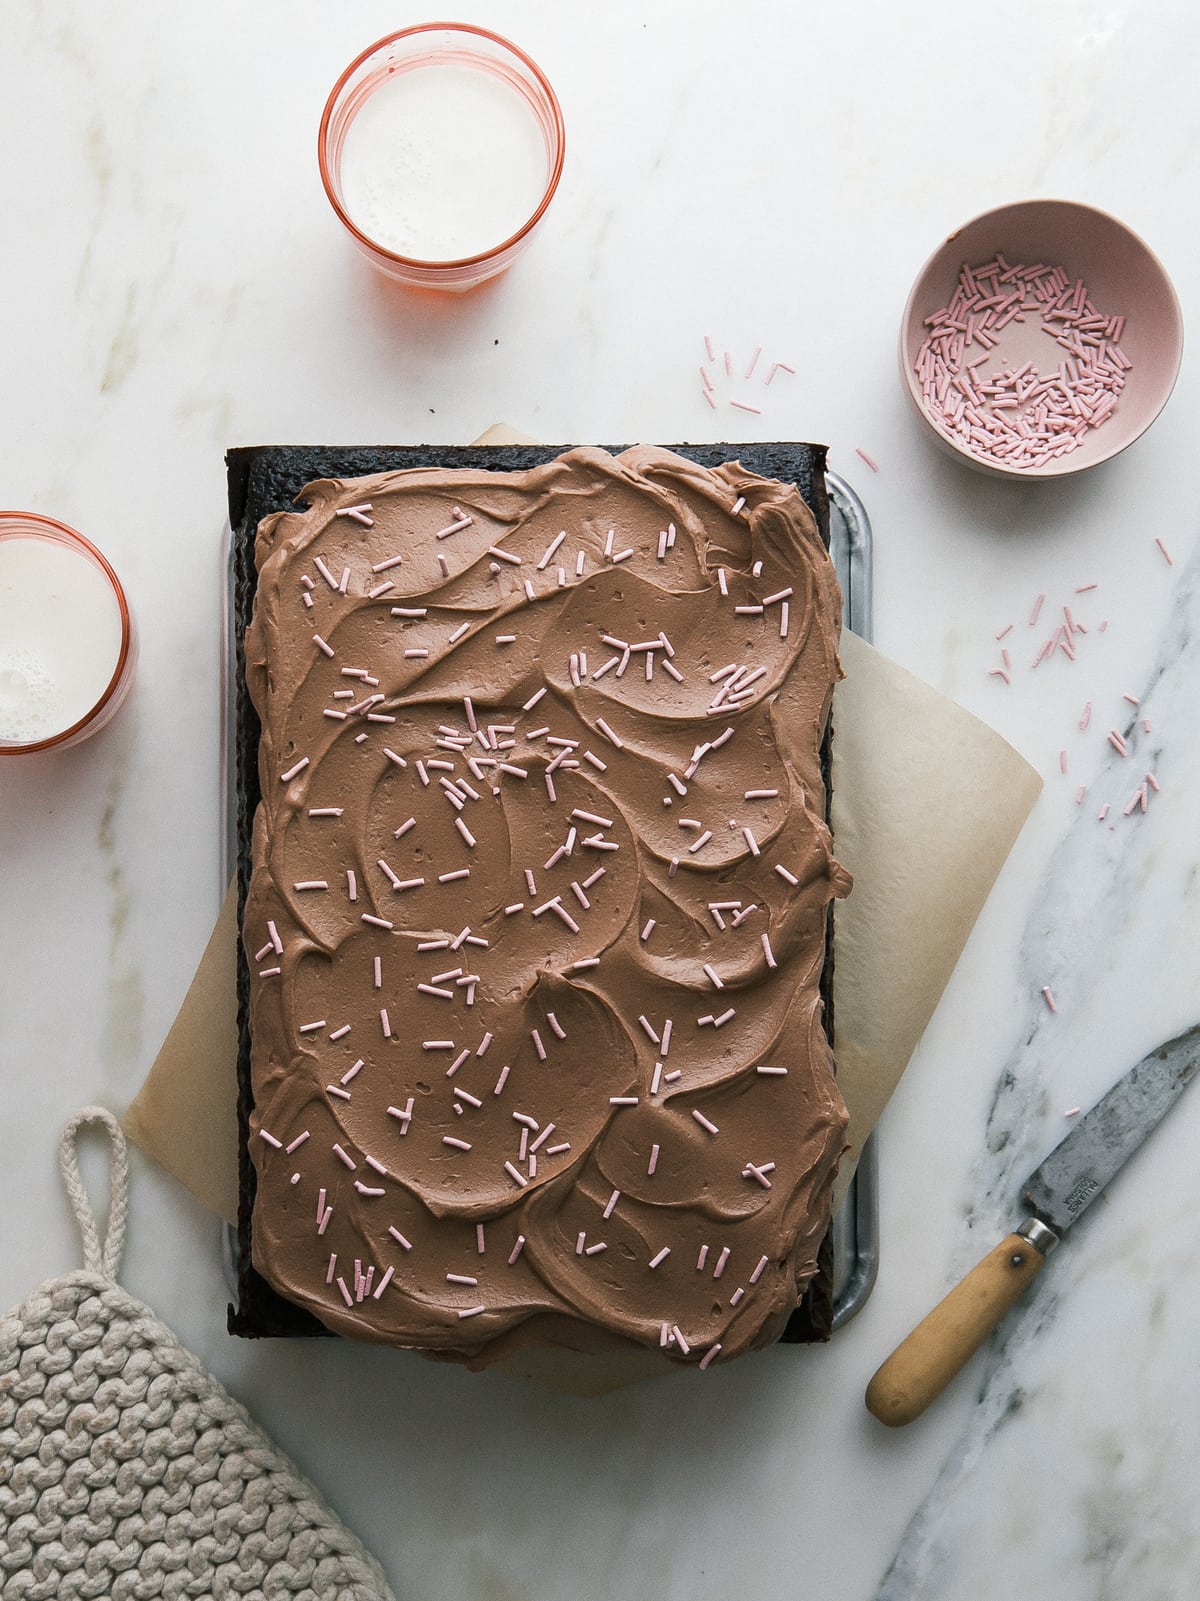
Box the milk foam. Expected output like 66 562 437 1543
0 537 123 744
338 63 549 262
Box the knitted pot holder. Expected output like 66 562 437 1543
0 1108 395 1601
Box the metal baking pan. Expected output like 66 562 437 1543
219 466 877 1331
825 470 877 1329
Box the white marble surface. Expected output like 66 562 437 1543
3 1 1200 1596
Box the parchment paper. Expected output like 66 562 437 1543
124 437 1042 1224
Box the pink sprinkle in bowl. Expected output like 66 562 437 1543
900 199 1183 479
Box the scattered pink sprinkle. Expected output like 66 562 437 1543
1041 985 1057 1013
855 447 880 472
1155 536 1174 566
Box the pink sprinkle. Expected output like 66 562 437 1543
603 1189 620 1219
1107 730 1128 756
649 1246 671 1269
1155 536 1174 566
995 623 1013 641
692 1110 719 1136
647 1144 660 1176
698 1344 722 1371
854 447 880 473
1122 691 1140 706
1059 750 1068 775
1042 985 1057 1013
730 400 762 415
1098 803 1111 821
1079 701 1093 731
508 1235 526 1263
1029 594 1045 628
1063 1106 1081 1118
1146 771 1160 792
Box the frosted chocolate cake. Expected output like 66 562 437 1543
231 443 851 1373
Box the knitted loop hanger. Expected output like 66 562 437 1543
57 1104 129 1280
0 1107 396 1600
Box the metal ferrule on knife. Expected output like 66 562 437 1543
1015 1216 1060 1255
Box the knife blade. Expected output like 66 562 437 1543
865 1022 1200 1427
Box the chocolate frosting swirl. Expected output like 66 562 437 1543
243 446 850 1368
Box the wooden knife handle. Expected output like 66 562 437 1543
865 1232 1048 1427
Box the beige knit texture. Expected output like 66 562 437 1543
0 1108 395 1601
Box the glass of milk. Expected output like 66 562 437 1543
0 513 136 755
319 23 565 291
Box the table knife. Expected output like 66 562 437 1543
865 1022 1200 1426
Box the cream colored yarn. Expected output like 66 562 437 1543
0 1107 395 1600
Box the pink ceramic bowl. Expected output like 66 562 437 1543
900 199 1183 479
